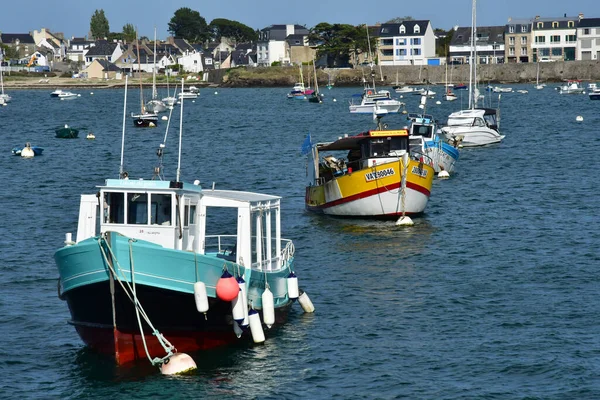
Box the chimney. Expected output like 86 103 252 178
579 13 584 20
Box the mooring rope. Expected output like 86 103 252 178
97 235 175 367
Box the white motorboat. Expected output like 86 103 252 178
349 87 403 114
440 108 504 147
178 91 198 99
58 91 80 100
441 0 504 148
50 89 65 97
559 80 585 94
0 64 11 103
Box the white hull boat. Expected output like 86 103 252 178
441 108 504 147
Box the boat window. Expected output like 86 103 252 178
151 193 172 225
413 125 433 138
184 205 190 226
104 192 125 224
127 193 148 224
189 205 196 225
368 136 408 157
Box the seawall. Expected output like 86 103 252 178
215 61 600 87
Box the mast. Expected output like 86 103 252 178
365 24 376 91
119 76 128 178
136 33 145 113
468 0 477 109
176 78 184 182
152 27 157 100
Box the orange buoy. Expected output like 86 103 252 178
216 270 239 301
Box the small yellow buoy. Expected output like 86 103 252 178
160 353 197 375
148 122 156 127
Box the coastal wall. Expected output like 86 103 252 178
215 61 600 87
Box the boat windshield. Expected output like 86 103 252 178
103 191 173 226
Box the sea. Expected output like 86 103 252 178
0 83 599 399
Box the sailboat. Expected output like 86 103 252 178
162 68 177 107
146 28 167 113
0 54 11 103
287 64 310 99
131 36 159 127
444 59 457 101
440 0 504 147
308 59 323 103
534 62 544 90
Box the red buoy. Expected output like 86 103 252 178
216 270 239 301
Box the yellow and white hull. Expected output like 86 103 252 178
305 159 434 218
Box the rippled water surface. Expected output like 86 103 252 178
1 84 599 399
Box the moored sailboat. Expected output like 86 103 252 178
132 36 158 127
145 28 167 113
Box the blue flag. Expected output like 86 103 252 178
300 133 312 155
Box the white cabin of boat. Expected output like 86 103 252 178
75 178 289 271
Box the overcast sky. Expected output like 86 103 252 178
1 0 597 40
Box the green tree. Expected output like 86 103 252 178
0 44 19 60
385 16 415 23
90 9 110 39
123 23 137 43
209 18 258 44
308 23 367 67
168 7 210 43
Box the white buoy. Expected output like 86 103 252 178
287 272 299 299
21 145 35 158
438 170 450 179
86 133 95 140
248 309 265 343
333 98 337 102
90 92 94 95
214 91 218 95
436 100 441 105
149 122 156 127
161 115 168 121
261 287 275 328
192 100 195 103
160 353 197 375
576 115 583 122
298 289 315 313
396 215 414 226
193 281 209 313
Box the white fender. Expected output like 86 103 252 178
287 272 299 299
160 353 197 375
298 289 315 313
231 289 245 323
237 277 249 327
248 309 265 343
193 281 209 313
261 287 275 328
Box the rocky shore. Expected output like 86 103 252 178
3 60 600 89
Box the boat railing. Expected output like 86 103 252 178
205 235 294 271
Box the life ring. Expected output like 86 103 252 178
367 90 372 95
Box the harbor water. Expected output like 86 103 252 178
0 84 599 399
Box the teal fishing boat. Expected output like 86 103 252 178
54 78 314 373
55 125 79 138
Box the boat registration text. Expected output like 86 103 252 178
411 166 428 177
365 168 395 182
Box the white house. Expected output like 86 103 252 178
576 17 600 61
178 51 204 73
257 24 309 66
531 15 579 62
377 21 437 66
